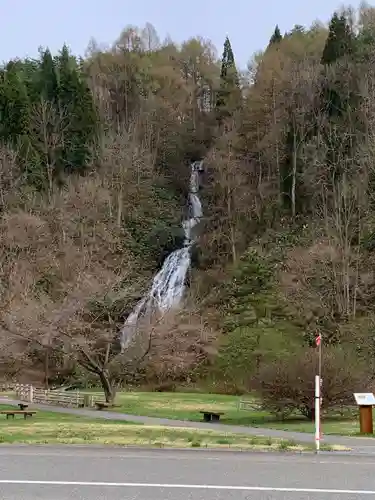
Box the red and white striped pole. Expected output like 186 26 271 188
315 374 320 452
315 333 322 453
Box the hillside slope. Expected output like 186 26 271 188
2 10 375 393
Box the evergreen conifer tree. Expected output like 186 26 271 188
216 36 241 119
320 13 355 123
321 13 354 65
320 12 357 185
57 45 98 173
21 57 42 105
268 25 282 46
0 62 30 144
38 49 59 103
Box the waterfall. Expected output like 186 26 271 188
120 160 204 350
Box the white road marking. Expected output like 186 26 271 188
0 480 374 494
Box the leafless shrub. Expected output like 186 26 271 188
253 347 368 420
144 309 217 386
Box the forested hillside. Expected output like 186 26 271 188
2 5 375 402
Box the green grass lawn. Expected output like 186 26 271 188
83 391 364 437
4 388 366 437
0 404 338 451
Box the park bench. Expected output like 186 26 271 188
95 402 110 410
0 410 36 420
200 410 224 422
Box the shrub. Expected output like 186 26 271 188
253 347 369 420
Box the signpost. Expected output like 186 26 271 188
315 333 322 454
315 375 320 452
353 393 375 434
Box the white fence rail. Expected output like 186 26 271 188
238 400 261 411
32 388 86 407
12 384 105 408
14 384 33 402
0 383 18 392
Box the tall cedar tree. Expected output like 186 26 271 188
38 49 59 104
0 47 98 186
321 13 355 121
320 13 357 180
57 44 98 174
268 25 282 46
321 13 354 65
216 36 241 120
0 62 30 145
26 49 64 189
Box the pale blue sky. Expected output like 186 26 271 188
0 0 365 68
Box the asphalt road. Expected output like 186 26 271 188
0 447 374 499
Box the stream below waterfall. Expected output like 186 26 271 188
120 160 204 350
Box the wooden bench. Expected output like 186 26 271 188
200 410 224 422
95 402 120 410
95 402 110 410
0 410 36 420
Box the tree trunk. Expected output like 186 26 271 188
291 132 297 219
98 370 115 404
227 184 236 263
116 187 123 228
44 348 49 390
229 223 237 263
272 84 282 206
304 406 315 421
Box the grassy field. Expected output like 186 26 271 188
0 405 340 451
4 388 365 436
83 391 364 436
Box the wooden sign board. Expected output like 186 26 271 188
353 393 375 406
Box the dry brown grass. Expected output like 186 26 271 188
0 418 344 451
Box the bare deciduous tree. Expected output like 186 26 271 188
254 347 368 420
30 99 68 199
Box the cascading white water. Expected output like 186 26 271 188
120 160 204 350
